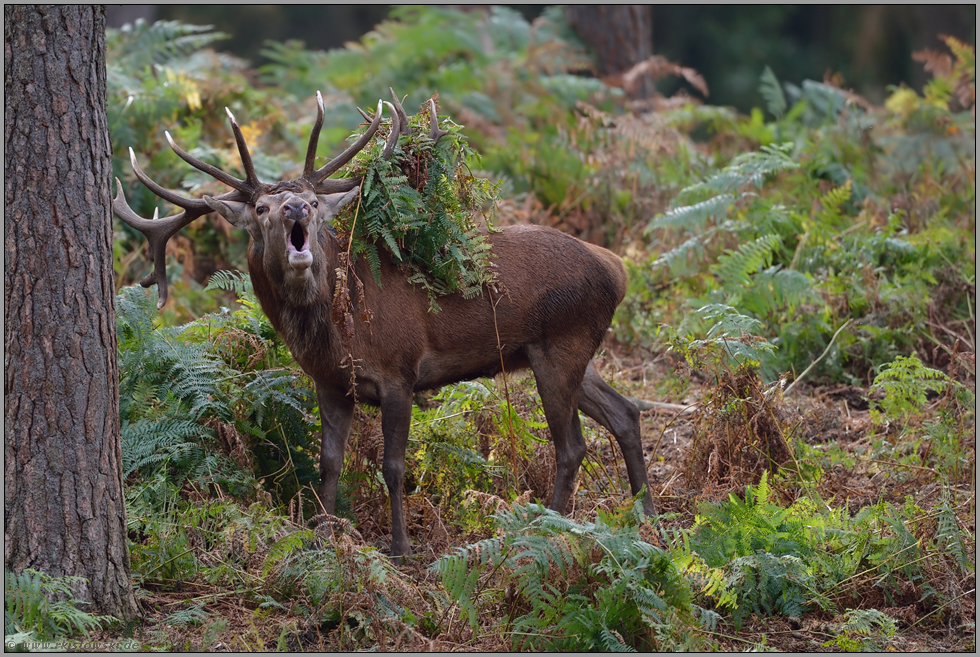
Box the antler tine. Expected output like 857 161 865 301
165 131 253 195
356 106 374 123
388 87 411 130
382 101 401 161
427 98 449 143
311 99 384 183
302 91 326 180
224 107 262 191
313 177 363 195
129 147 212 213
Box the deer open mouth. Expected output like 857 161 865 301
287 221 313 270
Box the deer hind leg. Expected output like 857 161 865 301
316 386 355 515
526 344 588 514
577 360 656 515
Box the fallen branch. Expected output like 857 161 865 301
627 397 697 416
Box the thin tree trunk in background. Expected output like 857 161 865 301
4 5 138 619
565 5 655 99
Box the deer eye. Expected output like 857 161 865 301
311 200 318 208
256 206 268 215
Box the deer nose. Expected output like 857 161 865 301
283 201 310 221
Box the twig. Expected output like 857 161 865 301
616 362 649 376
487 288 520 492
910 588 976 628
647 405 695 484
863 457 937 474
784 319 852 396
789 231 809 271
340 191 365 400
142 549 196 578
659 471 680 496
627 397 697 415
819 543 926 597
925 319 972 349
183 588 260 604
698 628 761 645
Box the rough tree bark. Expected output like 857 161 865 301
565 5 655 99
4 5 138 619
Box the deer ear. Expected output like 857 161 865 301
203 196 252 228
317 187 360 220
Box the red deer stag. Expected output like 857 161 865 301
113 92 655 557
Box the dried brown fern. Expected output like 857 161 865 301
605 55 710 98
913 48 954 78
685 369 792 500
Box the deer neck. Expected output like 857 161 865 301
246 233 347 383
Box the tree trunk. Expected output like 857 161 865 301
4 5 138 620
565 5 655 98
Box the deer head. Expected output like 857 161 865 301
113 89 444 308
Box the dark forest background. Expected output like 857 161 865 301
107 4 976 110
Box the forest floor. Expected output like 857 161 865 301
596 353 973 653
112 346 975 653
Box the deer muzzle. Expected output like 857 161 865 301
286 217 313 270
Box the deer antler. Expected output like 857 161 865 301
382 101 401 160
163 110 263 197
112 151 246 308
388 89 448 143
379 89 448 161
113 106 264 308
388 88 411 131
308 96 384 192
427 98 449 142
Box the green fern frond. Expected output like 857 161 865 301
650 144 798 236
869 354 950 424
936 490 974 575
809 180 853 236
598 628 636 652
840 608 898 637
120 419 209 478
263 531 316 577
679 144 798 203
651 194 734 231
431 535 506 630
759 66 787 120
433 501 699 650
107 20 228 70
752 470 772 506
741 266 815 318
711 234 782 288
332 100 498 305
824 608 899 650
4 569 117 641
161 604 211 628
205 269 252 297
652 234 710 275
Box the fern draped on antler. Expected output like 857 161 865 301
331 94 499 310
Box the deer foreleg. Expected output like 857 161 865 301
380 388 414 557
316 387 355 515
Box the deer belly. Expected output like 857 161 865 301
414 348 530 392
